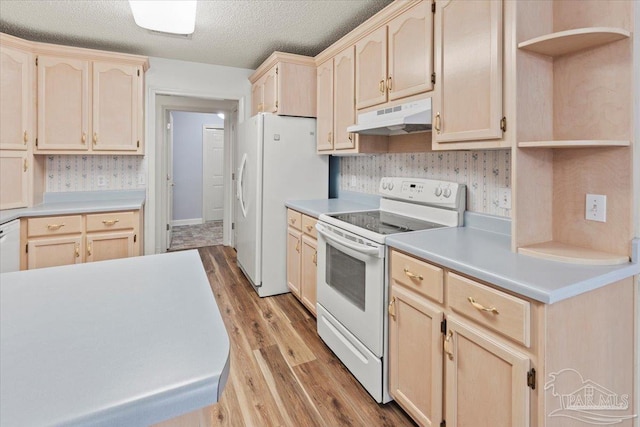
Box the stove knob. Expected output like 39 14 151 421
388 182 394 190
444 188 452 198
435 187 443 197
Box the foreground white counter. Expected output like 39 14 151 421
0 250 229 426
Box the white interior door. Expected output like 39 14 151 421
203 126 225 222
166 112 175 250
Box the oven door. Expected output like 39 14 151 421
316 222 385 357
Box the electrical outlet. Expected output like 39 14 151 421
585 194 606 222
498 187 511 209
350 175 357 187
97 175 107 187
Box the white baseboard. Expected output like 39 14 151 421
171 218 203 226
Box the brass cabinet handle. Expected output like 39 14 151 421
23 159 28 172
388 296 396 320
75 243 80 258
295 240 300 253
403 268 423 281
434 113 441 133
47 223 65 230
93 132 98 145
306 225 313 232
387 76 392 91
274 100 278 112
467 297 499 315
444 330 454 360
348 132 353 141
87 242 92 256
379 79 385 94
102 219 119 226
313 250 317 266
328 132 332 143
82 132 87 143
23 130 28 144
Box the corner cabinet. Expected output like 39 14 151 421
432 0 505 149
356 1 433 110
249 52 316 117
286 208 318 316
36 55 144 154
0 151 30 209
21 210 142 270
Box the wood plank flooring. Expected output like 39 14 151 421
189 246 415 426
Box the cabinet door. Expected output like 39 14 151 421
316 59 334 152
286 226 301 297
388 1 434 101
444 316 530 427
86 231 135 263
355 26 388 109
389 284 443 426
334 47 357 150
0 151 29 209
300 235 317 315
0 45 31 150
37 56 90 151
433 0 503 143
92 62 142 152
262 66 278 114
251 82 263 116
27 236 82 269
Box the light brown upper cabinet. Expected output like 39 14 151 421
249 52 316 118
0 151 29 210
316 59 334 152
356 1 433 110
36 56 144 154
432 0 504 145
333 47 357 150
0 43 32 151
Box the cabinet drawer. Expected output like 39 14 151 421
287 209 302 231
390 250 444 304
86 211 136 232
302 215 318 239
447 272 530 347
27 215 83 237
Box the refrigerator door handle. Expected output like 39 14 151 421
237 153 248 218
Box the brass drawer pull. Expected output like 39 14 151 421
87 242 92 256
468 297 499 315
290 218 296 224
47 223 65 231
306 225 313 232
388 296 396 320
443 330 454 360
102 219 120 226
403 268 423 281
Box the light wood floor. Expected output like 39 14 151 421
193 246 415 426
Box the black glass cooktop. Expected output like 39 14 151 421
327 210 447 235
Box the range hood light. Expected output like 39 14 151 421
129 0 197 35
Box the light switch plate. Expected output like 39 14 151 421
585 194 606 222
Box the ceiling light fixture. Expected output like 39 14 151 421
129 0 197 35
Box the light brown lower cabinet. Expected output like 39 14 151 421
388 249 636 427
286 208 318 315
21 210 141 270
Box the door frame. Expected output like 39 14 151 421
202 124 225 223
148 87 241 254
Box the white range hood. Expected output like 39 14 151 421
347 98 432 136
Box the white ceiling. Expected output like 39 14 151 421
0 0 393 70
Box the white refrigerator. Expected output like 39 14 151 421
236 113 328 297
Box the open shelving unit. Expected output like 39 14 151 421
513 1 634 266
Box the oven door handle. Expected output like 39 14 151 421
316 224 382 257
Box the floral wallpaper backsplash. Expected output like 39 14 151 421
46 155 146 192
340 150 511 217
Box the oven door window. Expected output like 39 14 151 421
326 243 366 311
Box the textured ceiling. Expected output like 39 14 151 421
0 0 393 69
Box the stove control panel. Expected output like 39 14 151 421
379 177 465 209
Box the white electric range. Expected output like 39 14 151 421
315 177 466 403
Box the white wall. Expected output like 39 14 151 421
144 56 253 254
171 111 222 223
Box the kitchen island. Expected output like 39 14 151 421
0 250 229 426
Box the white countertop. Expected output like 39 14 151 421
285 198 378 219
0 250 229 426
0 190 146 225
